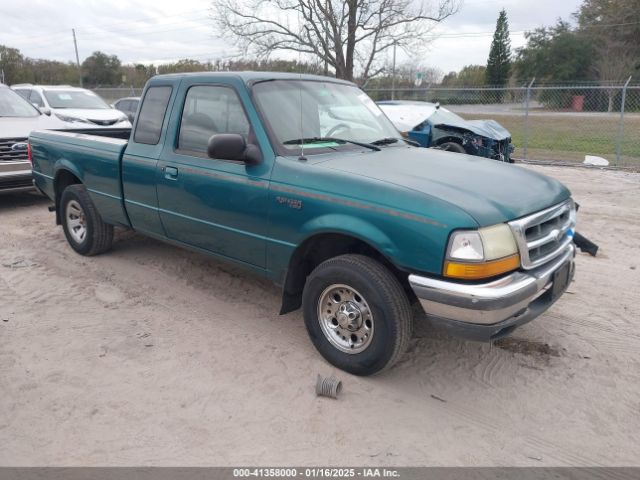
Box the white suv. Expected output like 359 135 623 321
11 84 131 128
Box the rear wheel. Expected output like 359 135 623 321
438 141 466 154
60 184 113 256
302 254 412 376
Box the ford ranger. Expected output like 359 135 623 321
29 72 577 375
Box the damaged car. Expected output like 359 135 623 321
378 100 515 163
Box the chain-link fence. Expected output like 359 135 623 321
366 81 640 167
90 82 640 167
92 87 143 104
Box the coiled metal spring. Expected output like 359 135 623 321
316 374 342 399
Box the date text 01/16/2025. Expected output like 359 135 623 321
232 468 400 477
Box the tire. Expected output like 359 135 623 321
438 141 466 154
60 184 114 256
302 254 412 376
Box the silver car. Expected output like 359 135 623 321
11 84 131 128
0 84 68 193
112 96 140 123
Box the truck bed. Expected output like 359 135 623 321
30 129 131 227
56 127 132 140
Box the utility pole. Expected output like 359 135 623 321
391 42 397 100
72 29 83 87
323 0 329 76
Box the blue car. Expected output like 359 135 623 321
378 100 515 162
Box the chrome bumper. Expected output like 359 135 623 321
409 244 575 341
0 168 33 193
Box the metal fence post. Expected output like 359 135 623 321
523 78 535 160
615 76 632 165
391 42 397 100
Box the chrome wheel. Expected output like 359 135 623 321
66 199 87 244
317 284 374 354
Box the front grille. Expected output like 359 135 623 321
89 118 117 126
0 137 29 162
509 199 576 270
490 138 512 162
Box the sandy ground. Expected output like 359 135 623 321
1 165 639 467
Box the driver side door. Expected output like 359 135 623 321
156 81 271 269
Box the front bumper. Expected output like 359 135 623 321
409 244 575 341
0 167 33 194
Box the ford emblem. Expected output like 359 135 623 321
11 142 28 151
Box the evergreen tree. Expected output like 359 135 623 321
486 9 512 87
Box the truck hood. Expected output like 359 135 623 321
315 146 570 226
436 119 511 141
0 114 68 138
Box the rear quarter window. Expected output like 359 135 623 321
133 86 172 145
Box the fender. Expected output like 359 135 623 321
54 158 84 185
277 214 403 314
296 213 397 261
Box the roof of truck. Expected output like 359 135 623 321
150 71 355 86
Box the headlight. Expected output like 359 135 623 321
55 113 91 124
448 231 484 260
444 224 519 280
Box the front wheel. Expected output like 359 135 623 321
438 141 466 154
302 254 412 376
60 184 114 256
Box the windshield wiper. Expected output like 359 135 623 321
371 137 421 147
283 137 381 152
371 137 399 146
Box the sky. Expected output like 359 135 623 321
0 0 584 74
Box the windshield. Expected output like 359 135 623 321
43 89 110 109
253 80 401 154
0 88 39 117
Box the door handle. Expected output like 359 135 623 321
164 166 178 180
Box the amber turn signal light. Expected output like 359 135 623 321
444 254 520 280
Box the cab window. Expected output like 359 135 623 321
133 86 172 145
177 85 250 155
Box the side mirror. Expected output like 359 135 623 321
207 134 262 165
41 107 51 116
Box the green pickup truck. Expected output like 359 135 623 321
29 72 577 375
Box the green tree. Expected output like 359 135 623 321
577 0 640 67
26 59 78 85
485 9 511 87
156 59 210 75
0 45 27 84
121 63 157 87
442 65 486 86
514 21 594 83
81 51 122 86
577 0 639 111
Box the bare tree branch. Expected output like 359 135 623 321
211 0 461 82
